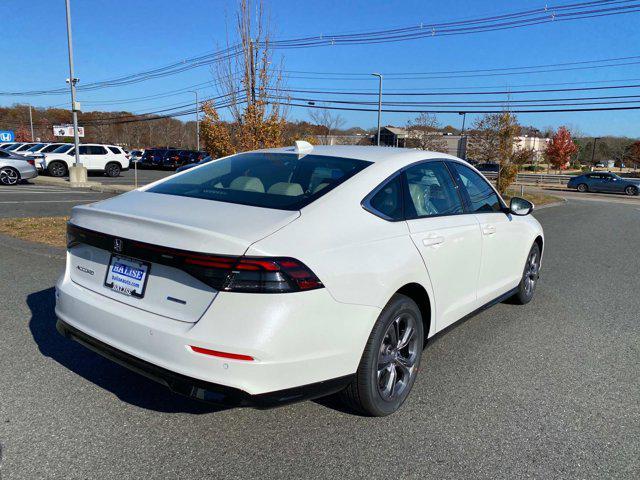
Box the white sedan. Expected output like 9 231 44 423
55 142 543 416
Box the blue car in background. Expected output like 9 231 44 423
567 172 640 196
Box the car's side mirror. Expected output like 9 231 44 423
509 197 534 216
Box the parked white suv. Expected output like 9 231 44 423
44 144 130 177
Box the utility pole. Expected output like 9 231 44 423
459 112 467 159
28 105 34 141
372 73 382 146
591 137 600 166
65 0 87 184
190 91 200 151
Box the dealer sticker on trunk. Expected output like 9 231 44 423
104 255 150 298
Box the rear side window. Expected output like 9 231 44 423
450 163 502 213
148 152 370 211
108 146 122 154
404 162 463 218
365 175 404 221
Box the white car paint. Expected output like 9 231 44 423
55 144 543 406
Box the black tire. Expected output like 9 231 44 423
48 161 68 178
512 243 541 305
104 162 121 177
624 185 638 196
341 294 424 417
577 183 588 193
0 166 20 186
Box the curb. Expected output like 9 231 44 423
31 176 136 194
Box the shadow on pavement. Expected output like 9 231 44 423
27 287 225 414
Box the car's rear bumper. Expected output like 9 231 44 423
54 263 378 399
56 318 353 408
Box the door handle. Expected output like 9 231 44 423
482 225 496 236
422 235 445 247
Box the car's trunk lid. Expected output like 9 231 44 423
67 191 300 323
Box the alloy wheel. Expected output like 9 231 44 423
625 186 637 196
523 249 540 297
376 313 420 401
0 167 19 185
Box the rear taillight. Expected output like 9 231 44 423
27 159 35 166
184 255 323 293
66 223 323 294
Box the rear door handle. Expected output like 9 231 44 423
482 225 496 236
422 235 445 247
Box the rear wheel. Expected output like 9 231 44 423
341 294 424 416
105 162 121 177
624 185 638 196
0 167 20 186
48 161 68 177
577 183 588 193
512 243 541 305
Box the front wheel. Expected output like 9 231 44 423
341 294 424 416
0 167 20 185
104 162 121 177
48 161 68 178
577 183 588 193
512 243 541 305
624 185 638 196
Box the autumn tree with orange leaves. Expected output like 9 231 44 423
545 126 578 173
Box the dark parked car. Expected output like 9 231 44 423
161 149 207 170
476 162 500 173
139 149 174 168
567 172 640 196
175 155 213 173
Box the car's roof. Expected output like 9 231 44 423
253 145 460 164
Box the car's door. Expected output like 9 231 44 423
402 160 482 330
77 145 94 169
599 173 621 192
587 173 605 192
448 161 527 305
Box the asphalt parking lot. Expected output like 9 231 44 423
0 198 638 479
0 184 113 217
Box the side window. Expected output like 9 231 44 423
365 174 404 221
403 161 463 218
451 163 502 213
78 146 90 155
107 146 122 154
90 146 108 155
0 150 8 158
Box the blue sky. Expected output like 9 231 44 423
3 0 639 137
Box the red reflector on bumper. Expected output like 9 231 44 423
189 345 254 361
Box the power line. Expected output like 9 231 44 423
2 0 638 97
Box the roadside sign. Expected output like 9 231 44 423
53 125 85 137
0 130 15 142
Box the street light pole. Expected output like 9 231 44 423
372 73 382 146
64 0 86 184
28 105 34 141
190 91 200 151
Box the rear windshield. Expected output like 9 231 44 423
148 152 371 210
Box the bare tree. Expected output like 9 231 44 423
308 106 345 145
201 0 287 156
405 113 448 152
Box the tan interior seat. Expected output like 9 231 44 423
267 182 304 196
229 176 265 193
